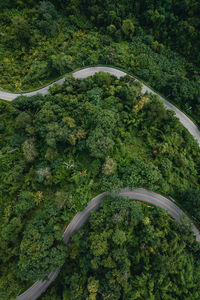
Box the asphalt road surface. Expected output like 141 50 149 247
16 188 200 300
0 66 199 145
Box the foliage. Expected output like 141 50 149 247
0 1 200 299
0 71 199 299
43 196 200 300
18 205 67 282
0 1 200 126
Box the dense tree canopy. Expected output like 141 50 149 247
0 1 200 297
41 196 200 300
70 0 200 66
0 73 199 299
0 1 200 126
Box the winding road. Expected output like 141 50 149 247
1 66 198 299
16 188 200 300
0 66 199 146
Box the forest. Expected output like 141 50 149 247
41 196 200 300
0 1 200 299
0 73 200 299
0 1 200 126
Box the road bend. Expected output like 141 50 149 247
16 188 200 300
0 66 199 145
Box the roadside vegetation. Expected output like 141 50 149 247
0 73 200 299
41 196 200 300
0 1 200 299
0 1 200 126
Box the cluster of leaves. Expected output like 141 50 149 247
0 1 72 90
69 0 200 66
41 196 200 300
176 190 200 226
0 73 199 299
